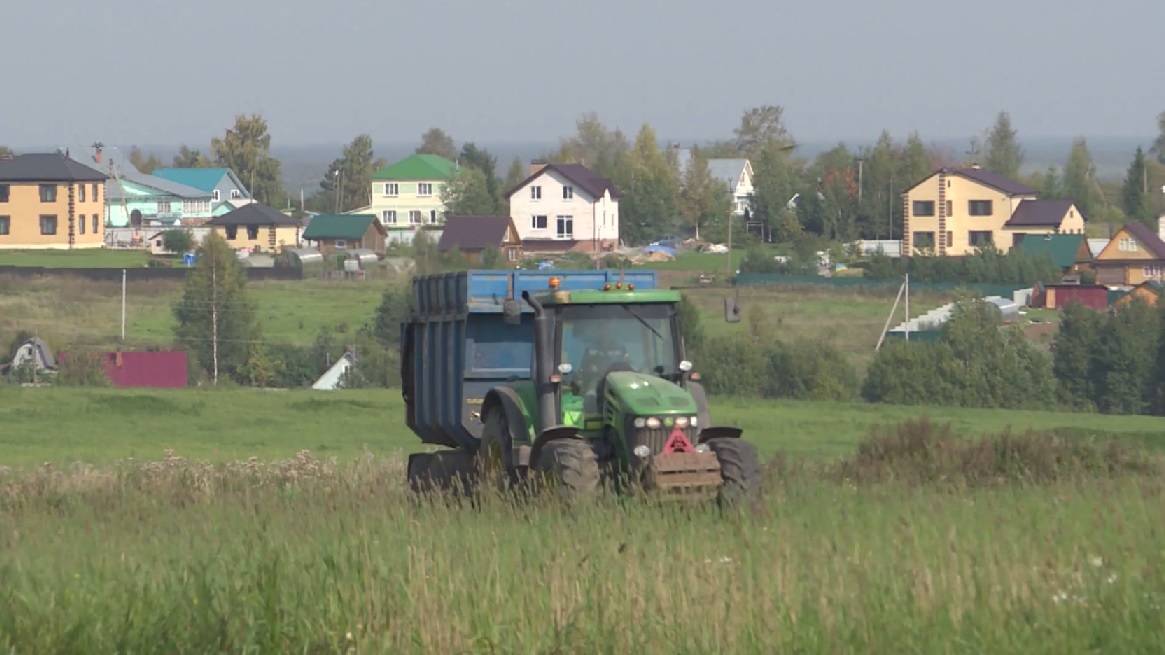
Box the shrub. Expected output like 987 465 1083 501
862 300 1054 409
863 246 1061 285
692 337 768 396
694 336 857 400
56 351 110 387
835 418 1158 487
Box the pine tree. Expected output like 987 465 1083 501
1122 147 1151 223
211 114 283 205
984 111 1023 179
1095 300 1160 414
1052 301 1103 409
318 134 382 213
1063 138 1103 219
679 150 732 241
173 232 258 383
416 128 456 160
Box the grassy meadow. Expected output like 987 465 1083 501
1 390 1164 652
0 248 149 268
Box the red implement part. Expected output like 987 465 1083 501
662 427 696 454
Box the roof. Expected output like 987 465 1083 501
207 203 300 227
1014 233 1086 268
946 166 1037 196
302 214 382 241
1005 199 1075 228
153 168 237 194
372 154 457 181
1119 222 1165 259
437 215 514 251
0 153 107 182
506 163 621 200
707 159 750 189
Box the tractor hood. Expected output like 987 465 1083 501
604 371 698 416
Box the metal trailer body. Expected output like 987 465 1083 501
402 269 657 451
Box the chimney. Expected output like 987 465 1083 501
528 160 548 177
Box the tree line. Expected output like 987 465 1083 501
85 107 1165 245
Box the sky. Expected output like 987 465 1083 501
3 0 1164 149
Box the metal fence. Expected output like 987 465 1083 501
734 273 1026 298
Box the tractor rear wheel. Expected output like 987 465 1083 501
706 438 761 505
534 439 600 500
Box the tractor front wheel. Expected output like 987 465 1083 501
534 439 600 500
706 438 761 505
477 411 519 493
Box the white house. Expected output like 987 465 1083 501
506 163 620 253
707 159 754 217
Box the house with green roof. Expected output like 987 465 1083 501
352 154 456 244
152 167 253 218
302 214 386 256
1013 233 1091 274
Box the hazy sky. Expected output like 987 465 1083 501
4 0 1164 148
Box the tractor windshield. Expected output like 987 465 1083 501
559 303 678 400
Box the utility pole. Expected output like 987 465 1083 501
904 273 910 341
889 172 895 242
856 158 864 205
120 268 127 342
211 254 219 385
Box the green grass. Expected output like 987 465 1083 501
3 387 1163 467
0 248 149 268
3 388 1165 652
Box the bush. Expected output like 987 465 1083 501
56 351 110 387
862 300 1054 409
863 246 1061 285
694 336 857 400
835 418 1158 487
161 229 194 254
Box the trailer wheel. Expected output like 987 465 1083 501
706 438 761 506
534 439 600 500
477 411 517 493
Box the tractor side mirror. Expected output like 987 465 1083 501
724 297 742 323
503 298 522 325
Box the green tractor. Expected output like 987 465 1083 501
402 270 760 501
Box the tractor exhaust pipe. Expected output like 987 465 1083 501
522 290 557 435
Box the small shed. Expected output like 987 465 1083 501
302 214 387 256
438 215 522 264
102 351 188 388
4 337 56 376
1034 283 1109 310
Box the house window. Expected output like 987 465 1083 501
530 186 542 200
39 185 57 202
225 225 238 240
246 225 259 240
79 215 86 234
945 200 953 216
335 239 348 249
556 215 573 239
92 183 99 200
562 186 573 200
0 185 8 202
912 200 935 217
968 200 993 216
417 183 433 197
1120 237 1139 252
409 210 422 224
158 201 171 213
92 215 99 233
155 239 163 248
383 210 397 224
39 215 58 235
428 210 438 224
531 214 548 230
212 189 221 202
913 231 935 248
384 183 399 197
507 248 518 262
79 184 86 202
969 230 993 247
230 189 242 199
0 216 9 235
946 231 953 248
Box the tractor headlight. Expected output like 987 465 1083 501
690 416 698 427
679 360 693 372
633 417 646 428
633 445 651 459
695 443 710 453
675 416 690 428
645 417 662 429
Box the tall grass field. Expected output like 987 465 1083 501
2 388 1165 652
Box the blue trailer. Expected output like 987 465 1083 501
401 269 760 500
